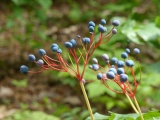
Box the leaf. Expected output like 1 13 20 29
36 0 52 10
136 111 160 120
136 23 160 41
86 112 109 120
155 16 160 28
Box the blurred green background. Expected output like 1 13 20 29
0 0 160 120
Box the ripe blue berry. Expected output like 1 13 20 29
57 48 62 54
88 26 94 32
117 68 124 75
38 49 46 56
100 19 106 25
88 21 95 27
51 43 59 49
134 48 140 54
121 52 128 59
102 54 109 61
92 64 99 71
92 58 98 64
64 42 73 48
98 24 107 33
106 71 115 79
97 73 103 80
112 28 117 34
109 68 117 75
28 54 36 62
77 35 81 38
36 59 44 67
82 37 90 44
120 74 128 82
51 46 58 52
70 39 77 47
126 48 130 54
125 60 134 67
20 65 28 74
111 57 118 64
117 61 125 68
112 20 120 26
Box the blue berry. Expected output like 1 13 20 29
88 21 95 27
20 65 28 74
92 58 98 64
117 61 125 68
111 57 118 64
112 20 120 26
51 46 59 52
112 28 117 34
126 48 130 54
97 73 103 80
51 43 59 49
98 24 107 33
111 65 115 68
109 68 117 75
64 42 73 48
38 49 46 56
134 48 140 54
82 37 90 44
77 35 81 38
120 74 128 82
70 39 77 47
102 54 109 61
57 48 62 54
89 65 93 69
117 68 124 75
88 26 94 32
36 59 44 67
106 71 115 79
92 64 99 71
28 54 36 62
100 19 106 25
126 60 134 67
121 52 128 59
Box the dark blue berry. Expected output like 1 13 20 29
120 74 128 82
57 48 62 54
28 54 36 62
70 39 77 47
88 21 95 27
100 19 106 25
117 68 124 75
97 73 103 80
111 57 118 64
20 65 28 74
106 71 115 79
51 46 58 52
77 35 81 38
51 43 59 49
134 48 140 54
112 20 120 26
64 42 73 48
102 54 109 61
98 24 107 33
88 26 94 32
117 61 125 68
109 68 117 75
112 28 117 34
125 60 134 67
92 64 99 71
121 52 128 59
126 48 130 54
36 59 44 67
82 37 90 44
92 58 98 64
38 49 46 56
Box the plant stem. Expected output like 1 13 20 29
125 93 139 114
79 81 94 120
133 96 144 120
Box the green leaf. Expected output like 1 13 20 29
36 0 52 10
155 16 160 28
86 112 109 120
136 111 160 120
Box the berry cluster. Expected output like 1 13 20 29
89 48 141 97
20 18 120 83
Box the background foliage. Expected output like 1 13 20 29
0 0 160 120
